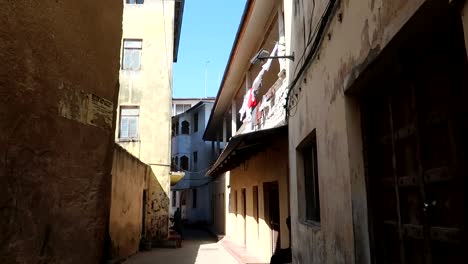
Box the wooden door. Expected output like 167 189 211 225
362 16 468 263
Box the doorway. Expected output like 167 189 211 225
361 11 468 264
264 182 280 254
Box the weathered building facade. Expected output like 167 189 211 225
115 0 184 241
171 99 216 224
0 1 123 263
284 0 468 263
109 145 166 260
205 0 292 262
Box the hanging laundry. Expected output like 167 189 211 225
259 95 269 111
247 88 257 109
252 43 279 93
238 94 249 121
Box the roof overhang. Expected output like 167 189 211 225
206 125 287 177
203 0 280 141
173 0 185 62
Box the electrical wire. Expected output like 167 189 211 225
285 0 340 119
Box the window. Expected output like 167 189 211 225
180 156 189 171
298 130 320 223
126 0 144 4
172 191 177 207
122 39 142 70
181 120 190 134
192 189 197 208
172 121 179 137
119 106 139 139
194 113 199 132
193 151 198 171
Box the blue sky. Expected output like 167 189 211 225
173 0 247 98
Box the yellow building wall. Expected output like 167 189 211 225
227 139 289 263
116 0 175 239
110 145 148 259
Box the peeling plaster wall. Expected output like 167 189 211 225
284 0 428 263
227 139 289 263
109 145 148 260
0 1 123 263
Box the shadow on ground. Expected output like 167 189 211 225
123 228 238 264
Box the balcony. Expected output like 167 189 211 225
237 71 287 135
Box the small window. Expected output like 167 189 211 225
298 130 320 223
172 191 177 207
194 113 199 132
193 151 198 171
180 156 189 171
181 120 190 134
126 0 144 4
122 39 142 70
119 106 139 139
192 189 197 208
172 121 179 137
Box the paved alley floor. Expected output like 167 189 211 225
123 228 239 264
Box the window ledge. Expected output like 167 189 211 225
118 138 140 143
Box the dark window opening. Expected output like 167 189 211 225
180 156 189 171
194 113 199 132
193 151 198 171
298 130 320 223
181 120 190 134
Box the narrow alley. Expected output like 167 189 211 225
2 0 468 264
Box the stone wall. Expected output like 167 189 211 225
0 1 123 263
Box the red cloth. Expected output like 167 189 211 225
247 88 257 108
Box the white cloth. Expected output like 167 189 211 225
252 43 279 92
238 94 249 121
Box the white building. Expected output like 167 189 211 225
170 98 218 224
